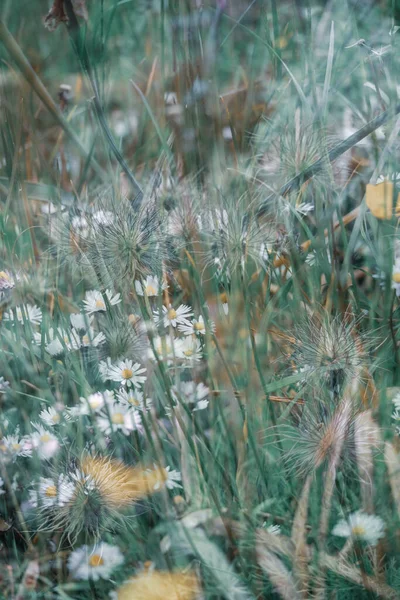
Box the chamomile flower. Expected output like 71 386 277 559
116 388 152 411
153 303 193 328
0 434 32 461
108 359 147 388
171 381 209 411
36 327 81 356
79 391 114 415
30 425 59 460
135 275 167 297
29 475 75 508
83 290 121 315
39 406 62 427
164 466 182 490
115 569 199 600
70 313 93 330
4 304 42 326
79 328 106 348
178 315 214 336
392 258 400 296
332 511 385 545
176 337 202 362
68 542 124 581
97 403 142 435
148 335 176 362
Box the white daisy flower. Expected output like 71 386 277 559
153 303 193 328
92 210 114 227
164 466 182 489
68 542 124 581
178 315 213 336
116 388 152 411
0 434 32 461
71 215 90 239
79 391 114 415
0 377 10 393
148 335 177 362
392 258 400 297
108 359 147 388
171 381 209 411
98 357 113 382
70 313 93 330
266 524 281 535
30 425 59 460
97 403 142 435
39 406 62 427
135 275 167 297
0 269 18 291
29 475 75 508
83 290 121 315
79 328 106 348
4 304 42 326
332 511 385 545
176 337 202 362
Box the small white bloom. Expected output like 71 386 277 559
116 388 152 411
266 524 281 535
172 381 209 411
98 358 113 382
39 406 62 427
176 337 202 362
0 434 32 461
30 425 59 460
164 466 182 489
83 290 121 315
29 475 75 508
108 359 147 388
332 511 385 545
92 210 114 227
148 335 177 362
68 542 124 581
178 315 213 336
97 403 142 435
79 391 114 415
70 313 93 330
153 303 193 328
135 275 167 297
4 304 42 326
79 328 106 348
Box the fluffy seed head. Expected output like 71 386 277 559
116 570 200 600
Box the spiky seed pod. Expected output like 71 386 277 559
86 199 164 289
116 570 200 600
47 457 170 542
290 313 369 395
96 316 148 365
201 204 277 278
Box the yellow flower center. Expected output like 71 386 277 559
90 398 102 409
167 308 177 320
121 368 133 380
40 434 51 443
183 349 193 357
95 299 105 309
393 272 400 283
193 321 205 332
88 554 104 568
145 284 157 296
12 443 21 451
0 271 10 280
351 525 366 536
44 485 57 497
52 414 61 424
112 413 125 425
82 335 89 345
128 396 140 406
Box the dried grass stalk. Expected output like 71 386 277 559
256 542 301 600
291 474 312 596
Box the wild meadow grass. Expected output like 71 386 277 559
0 0 400 598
